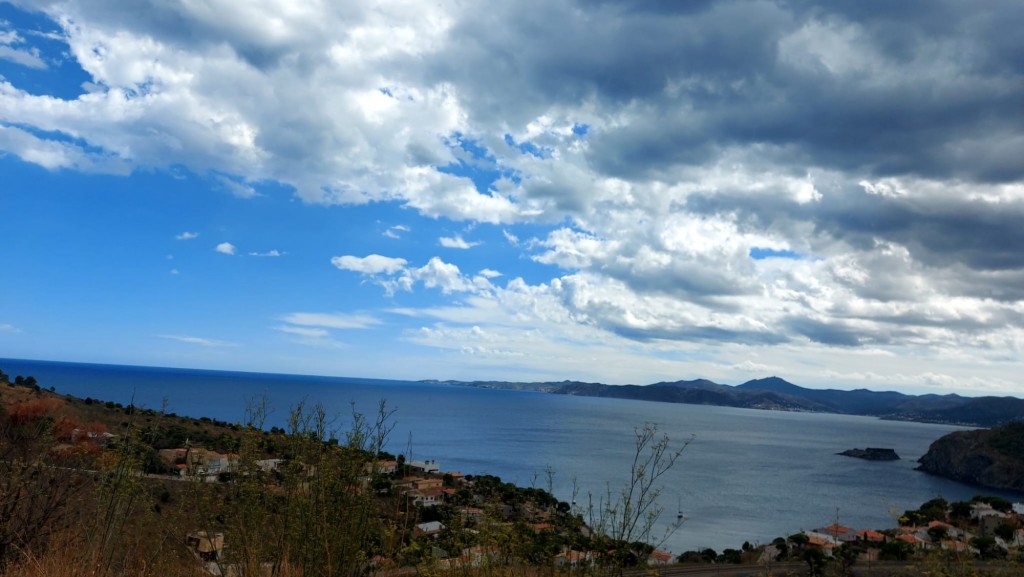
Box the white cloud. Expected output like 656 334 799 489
0 30 47 69
383 224 410 239
412 257 474 294
331 254 407 275
157 334 234 347
279 312 379 330
169 268 179 275
249 249 282 257
176 231 199 240
274 325 329 338
439 234 480 249
0 45 46 69
218 175 259 198
1 0 1022 393
0 323 20 333
0 125 131 174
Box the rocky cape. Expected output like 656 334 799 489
425 376 1024 427
917 423 1024 492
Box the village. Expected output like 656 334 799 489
158 441 1024 575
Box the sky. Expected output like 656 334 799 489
1 0 1022 396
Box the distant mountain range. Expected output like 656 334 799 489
423 376 1024 427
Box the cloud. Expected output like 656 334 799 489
215 242 236 255
478 268 502 278
279 312 380 330
0 323 20 333
439 234 481 249
0 126 131 174
413 257 474 294
383 224 410 239
331 254 408 275
0 30 47 69
2 0 1023 392
274 325 329 338
249 249 282 257
218 175 259 198
176 231 199 240
157 334 234 347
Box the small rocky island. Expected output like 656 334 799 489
838 447 900 461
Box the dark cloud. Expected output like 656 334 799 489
428 1 1023 184
612 323 789 346
783 317 872 347
686 185 1024 275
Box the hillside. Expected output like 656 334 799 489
917 423 1024 492
444 376 1024 427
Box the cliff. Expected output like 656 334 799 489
917 423 1024 492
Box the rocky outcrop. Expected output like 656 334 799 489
916 424 1024 492
838 447 900 461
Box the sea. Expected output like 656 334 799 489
2 357 1020 554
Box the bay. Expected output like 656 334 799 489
2 357 1019 554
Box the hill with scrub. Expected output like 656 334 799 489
917 422 1024 492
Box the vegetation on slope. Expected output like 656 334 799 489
918 422 1024 492
0 368 687 577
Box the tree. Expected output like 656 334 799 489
584 423 691 572
801 548 827 577
927 525 948 544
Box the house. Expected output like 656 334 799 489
818 523 857 543
160 447 239 478
412 478 443 491
856 529 886 542
647 550 673 565
803 531 838 552
186 531 224 561
896 534 926 549
364 460 398 475
414 521 445 537
460 507 484 523
408 487 446 507
555 548 594 568
409 459 440 474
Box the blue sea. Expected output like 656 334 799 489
2 357 1019 554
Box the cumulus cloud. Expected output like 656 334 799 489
176 231 199 240
215 242 236 255
331 254 407 275
3 0 1023 390
439 234 480 249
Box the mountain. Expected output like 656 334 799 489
435 376 1024 427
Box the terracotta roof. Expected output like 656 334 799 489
822 523 852 534
857 529 885 541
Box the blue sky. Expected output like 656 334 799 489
2 0 1023 395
